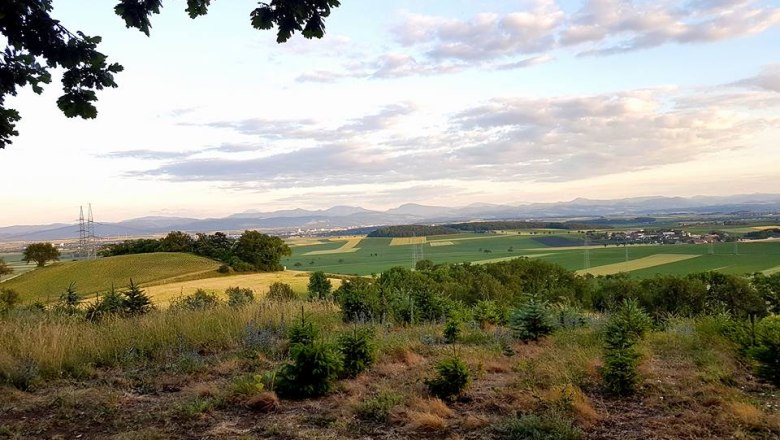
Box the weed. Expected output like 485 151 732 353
354 391 404 422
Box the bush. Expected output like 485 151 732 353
226 286 254 307
217 264 230 274
355 390 404 422
0 288 20 312
336 277 379 323
748 316 780 386
123 279 153 316
268 282 296 301
601 299 651 396
274 341 343 399
307 271 332 300
85 286 125 321
425 355 470 401
338 327 376 378
288 314 320 346
443 317 461 343
510 295 555 342
473 299 502 328
171 289 221 311
57 282 81 315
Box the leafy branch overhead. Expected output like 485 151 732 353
0 0 341 149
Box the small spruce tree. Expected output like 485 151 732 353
510 295 555 342
123 279 153 315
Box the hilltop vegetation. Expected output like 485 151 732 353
0 257 778 439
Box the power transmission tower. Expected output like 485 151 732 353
411 234 418 269
78 206 87 259
584 233 591 269
87 203 96 259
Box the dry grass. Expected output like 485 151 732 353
428 241 455 247
410 397 453 418
577 254 700 276
245 391 280 412
405 411 447 433
724 401 764 428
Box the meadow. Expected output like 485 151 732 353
1 253 221 303
283 233 780 277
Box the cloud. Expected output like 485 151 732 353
732 64 780 93
126 76 779 189
565 0 780 56
297 1 779 81
99 149 193 160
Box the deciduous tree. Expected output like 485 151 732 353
1 0 341 148
22 242 60 267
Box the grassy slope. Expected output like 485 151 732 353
1 253 221 303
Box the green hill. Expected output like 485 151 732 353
0 253 221 303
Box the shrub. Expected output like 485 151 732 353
473 299 502 328
550 302 587 329
226 286 254 307
495 412 582 440
510 295 555 342
85 286 125 321
425 356 470 401
443 317 461 343
355 390 404 422
601 299 651 396
337 327 376 378
748 316 780 386
288 314 319 346
274 340 343 399
336 277 379 323
0 288 20 312
170 289 220 311
268 282 296 301
57 282 81 315
123 279 153 316
217 264 230 274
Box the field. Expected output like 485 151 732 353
303 238 363 255
283 233 780 277
0 253 221 303
0 253 35 282
144 270 342 306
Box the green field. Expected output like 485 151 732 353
0 252 36 281
283 233 780 277
1 252 221 302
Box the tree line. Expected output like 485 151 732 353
368 221 607 237
99 230 291 272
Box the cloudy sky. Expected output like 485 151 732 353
2 0 779 226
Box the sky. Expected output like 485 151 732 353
1 0 779 226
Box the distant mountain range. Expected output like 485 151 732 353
2 194 780 242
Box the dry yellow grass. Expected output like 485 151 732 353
577 254 700 276
472 253 554 264
389 237 428 246
724 401 764 428
762 265 780 275
304 238 363 255
751 225 780 230
144 270 324 306
429 241 455 247
406 411 447 432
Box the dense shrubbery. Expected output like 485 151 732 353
268 282 296 301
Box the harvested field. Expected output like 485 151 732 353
143 270 340 306
762 265 780 275
304 238 363 255
389 237 428 246
577 254 700 276
429 241 455 247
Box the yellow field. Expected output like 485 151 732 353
752 225 780 231
286 238 327 247
577 254 700 276
304 238 363 255
390 237 428 246
429 241 455 247
144 270 342 307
